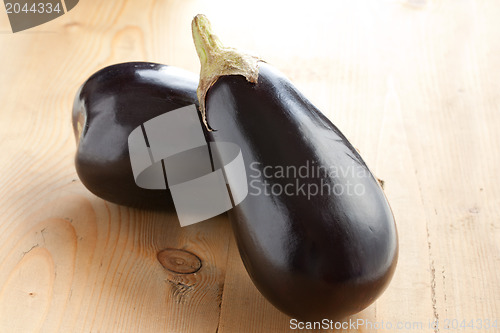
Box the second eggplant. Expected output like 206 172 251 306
73 62 201 210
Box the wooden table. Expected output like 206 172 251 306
1 1 498 332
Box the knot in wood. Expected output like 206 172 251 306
157 248 202 274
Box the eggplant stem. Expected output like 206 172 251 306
192 14 261 130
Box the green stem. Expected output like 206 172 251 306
191 14 261 130
192 15 224 69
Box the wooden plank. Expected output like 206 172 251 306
396 0 500 327
0 1 232 332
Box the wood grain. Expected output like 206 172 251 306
0 0 499 332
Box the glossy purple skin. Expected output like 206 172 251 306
73 62 200 210
206 63 398 321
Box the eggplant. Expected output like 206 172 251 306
192 15 398 320
73 62 200 210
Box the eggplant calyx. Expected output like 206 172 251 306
72 87 87 145
192 14 260 130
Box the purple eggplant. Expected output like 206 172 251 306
72 62 200 210
192 15 398 321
